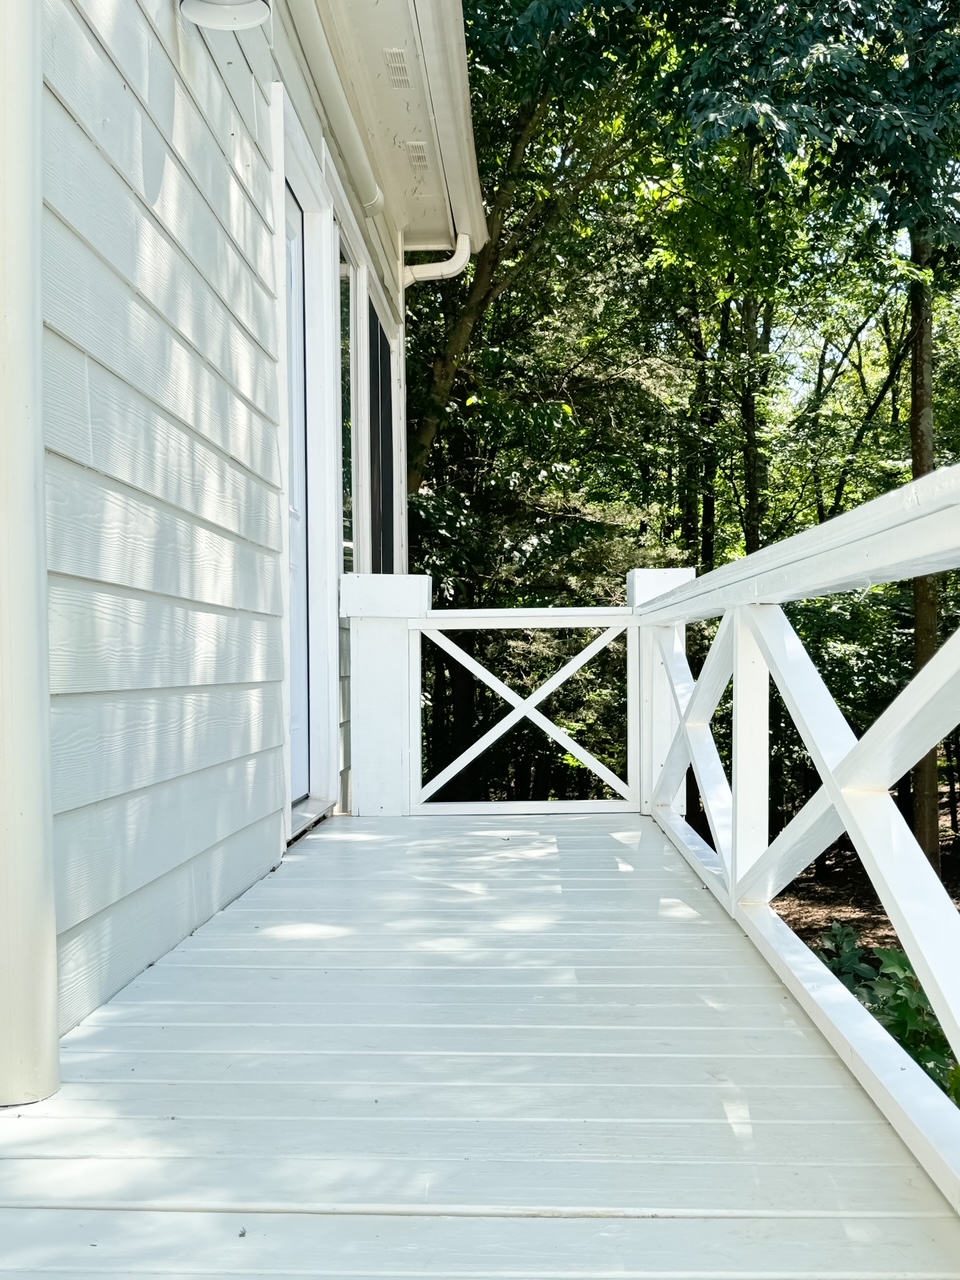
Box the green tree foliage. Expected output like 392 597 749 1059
664 0 960 866
407 0 661 491
817 923 960 1102
406 0 960 856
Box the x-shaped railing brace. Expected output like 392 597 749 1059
420 626 630 801
650 602 960 1060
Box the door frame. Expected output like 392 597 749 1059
273 88 342 835
283 183 310 804
322 156 407 576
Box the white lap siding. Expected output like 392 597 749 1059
42 0 285 1031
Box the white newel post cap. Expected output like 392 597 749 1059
627 567 696 609
340 574 432 618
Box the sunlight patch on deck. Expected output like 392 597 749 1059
2 814 959 1276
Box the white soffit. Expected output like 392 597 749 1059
313 0 487 252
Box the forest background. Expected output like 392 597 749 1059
404 1 960 904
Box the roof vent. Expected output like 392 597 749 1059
406 141 430 179
383 48 412 90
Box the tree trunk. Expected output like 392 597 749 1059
946 730 959 842
445 632 478 802
679 429 700 560
740 296 769 554
683 301 724 574
909 228 940 874
406 92 555 493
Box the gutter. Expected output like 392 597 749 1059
287 0 384 216
403 232 472 287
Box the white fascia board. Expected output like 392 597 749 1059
410 0 488 249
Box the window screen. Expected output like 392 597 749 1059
368 302 395 574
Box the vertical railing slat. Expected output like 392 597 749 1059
731 607 770 901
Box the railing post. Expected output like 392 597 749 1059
340 574 431 816
731 607 770 900
0 0 59 1105
629 569 695 814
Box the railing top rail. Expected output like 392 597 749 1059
411 607 632 630
635 466 960 625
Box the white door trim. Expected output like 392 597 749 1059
273 87 342 831
285 185 310 803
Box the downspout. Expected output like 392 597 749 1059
404 233 471 287
287 0 384 216
0 0 60 1103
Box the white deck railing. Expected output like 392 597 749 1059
342 466 960 1212
340 567 693 816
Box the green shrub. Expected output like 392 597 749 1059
815 923 960 1104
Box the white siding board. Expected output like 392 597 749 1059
84 361 281 550
50 685 285 814
235 23 274 101
38 0 291 1057
44 93 278 417
200 29 264 161
47 78 275 360
133 0 273 177
64 0 274 236
43 214 280 486
41 329 91 464
43 69 275 357
56 813 282 1033
48 580 284 694
53 749 284 932
43 0 275 292
46 457 281 615
44 332 281 551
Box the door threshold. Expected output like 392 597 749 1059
289 797 331 844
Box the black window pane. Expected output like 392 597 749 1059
368 302 383 573
379 321 394 574
368 302 395 574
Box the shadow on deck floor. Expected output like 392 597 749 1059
2 814 959 1276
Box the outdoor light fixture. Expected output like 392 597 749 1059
180 0 270 29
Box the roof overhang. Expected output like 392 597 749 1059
307 0 487 252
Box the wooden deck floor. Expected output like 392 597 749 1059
2 813 960 1276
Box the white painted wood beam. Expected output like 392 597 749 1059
744 606 960 1060
653 627 732 874
419 626 626 802
735 787 841 904
635 467 960 625
341 574 431 815
737 901 960 1217
738 617 960 903
650 616 733 814
422 628 629 800
730 608 769 895
0 0 59 1104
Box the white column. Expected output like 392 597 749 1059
341 574 431 815
0 0 60 1104
629 569 694 814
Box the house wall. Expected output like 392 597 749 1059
42 0 288 1031
40 0 414 1031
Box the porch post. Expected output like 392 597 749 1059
0 0 60 1102
629 569 695 815
341 574 431 816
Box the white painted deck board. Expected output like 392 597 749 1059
2 814 959 1276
